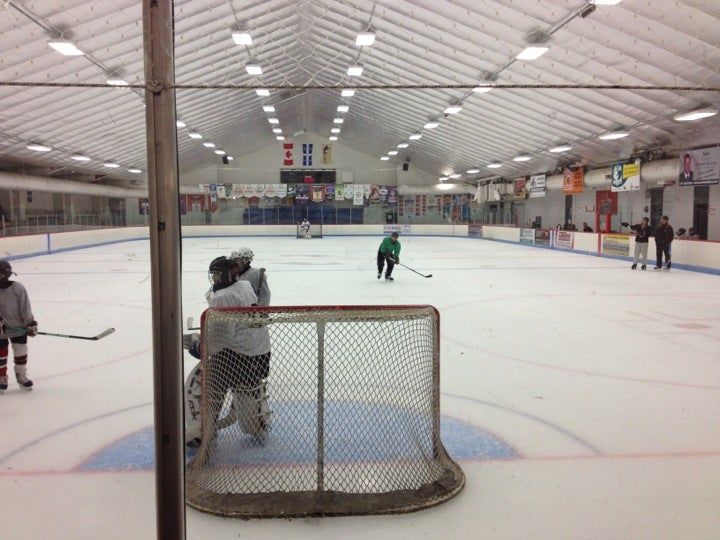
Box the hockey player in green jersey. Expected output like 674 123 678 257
377 232 401 281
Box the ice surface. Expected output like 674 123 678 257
1 236 718 539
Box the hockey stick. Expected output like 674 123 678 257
393 260 433 278
37 328 116 340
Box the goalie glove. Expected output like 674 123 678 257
26 320 38 337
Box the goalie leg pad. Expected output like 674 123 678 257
184 361 203 445
233 380 272 438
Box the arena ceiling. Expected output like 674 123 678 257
0 0 718 188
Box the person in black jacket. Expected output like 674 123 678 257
629 217 651 270
654 216 674 270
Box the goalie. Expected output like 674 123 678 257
184 256 271 447
300 218 311 239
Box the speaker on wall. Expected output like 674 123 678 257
222 156 229 165
402 162 409 171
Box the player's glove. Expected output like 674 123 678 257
26 320 38 337
621 222 630 227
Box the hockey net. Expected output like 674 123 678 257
296 223 323 238
185 305 464 518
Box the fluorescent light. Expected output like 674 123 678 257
388 150 398 156
472 85 493 93
466 168 480 174
188 132 202 139
380 156 390 161
397 143 409 148
245 64 263 75
424 122 439 129
673 108 718 122
599 131 629 140
106 77 129 86
272 128 282 134
590 0 622 5
176 120 186 127
516 46 549 60
487 162 502 169
203 142 216 148
268 117 280 124
347 65 363 76
227 156 234 161
438 176 449 181
409 133 422 140
341 89 355 97
255 89 270 96
331 127 341 133
262 105 275 112
71 154 91 161
444 105 462 114
513 155 532 162
437 183 454 190
449 173 461 179
329 136 338 141
128 168 142 173
214 149 226 155
26 143 52 152
337 105 349 113
276 136 285 141
549 145 573 153
103 162 120 168
356 32 376 47
47 40 84 56
232 31 252 45
333 118 344 124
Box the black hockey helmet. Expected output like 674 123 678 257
208 256 235 291
0 260 13 281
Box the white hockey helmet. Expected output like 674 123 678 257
230 247 255 265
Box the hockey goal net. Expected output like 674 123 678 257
296 222 323 238
185 305 464 518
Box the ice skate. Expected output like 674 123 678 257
385 275 394 281
15 368 33 391
631 263 637 270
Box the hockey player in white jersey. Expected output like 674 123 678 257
300 218 311 239
229 247 271 306
184 256 271 446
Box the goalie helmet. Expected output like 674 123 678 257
230 247 254 266
208 256 235 291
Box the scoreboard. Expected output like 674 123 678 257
280 169 336 184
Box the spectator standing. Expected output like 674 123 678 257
654 216 674 270
629 217 651 270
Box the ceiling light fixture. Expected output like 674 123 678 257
444 105 462 114
438 176 449 181
176 120 186 127
71 154 91 162
472 85 493 93
337 105 349 113
47 40 84 56
549 145 573 153
397 143 409 148
255 89 270 96
272 128 282 134
268 117 280 124
516 46 549 60
331 127 341 133
128 168 142 173
436 183 454 190
203 142 216 148
245 64 263 75
262 105 275 112
103 162 120 168
449 173 461 179
341 89 355 97
487 162 502 169
513 155 532 162
409 133 422 140
231 31 252 45
188 132 202 139
590 0 622 5
214 150 226 155
388 150 398 156
355 32 376 47
424 122 439 129
599 130 629 140
673 108 718 122
347 65 364 77
466 168 480 174
276 136 285 141
380 156 390 161
333 118 344 124
26 143 52 152
106 76 129 86
329 136 338 141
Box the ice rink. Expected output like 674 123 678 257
1 235 719 539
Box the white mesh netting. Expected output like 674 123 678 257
185 305 464 518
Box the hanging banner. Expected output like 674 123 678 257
325 184 335 201
188 194 205 212
554 230 574 249
363 184 371 199
528 174 546 198
596 190 618 215
321 144 332 165
276 184 287 198
302 143 313 166
678 146 719 186
369 185 381 202
138 198 150 215
602 234 630 256
344 184 354 200
378 186 389 202
388 187 398 204
265 184 277 198
286 184 296 198
520 229 535 245
295 184 309 204
311 184 325 202
283 143 294 166
216 185 226 198
563 168 584 194
353 185 365 206
514 177 527 199
231 185 243 198
611 161 641 192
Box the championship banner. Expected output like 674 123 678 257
334 184 343 199
528 174 546 198
216 185 226 198
325 184 335 201
383 224 412 235
232 184 244 198
344 184 354 200
363 184 371 199
378 186 389 202
295 184 309 204
554 230 574 249
276 184 288 198
138 198 149 215
468 224 483 238
520 228 535 245
265 184 277 198
188 194 205 212
286 184 296 197
679 146 719 186
611 161 640 192
311 184 325 202
534 229 550 246
321 144 332 165
369 185 381 202
563 167 584 194
353 185 365 206
388 187 398 204
602 234 630 256
514 177 527 199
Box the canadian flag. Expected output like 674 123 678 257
283 143 293 166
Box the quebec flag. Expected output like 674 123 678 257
302 143 313 166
